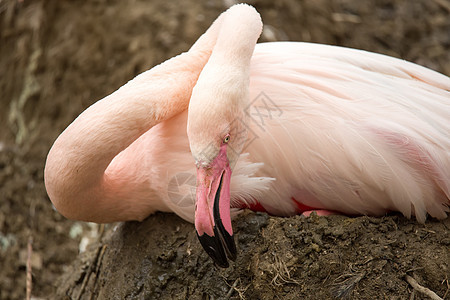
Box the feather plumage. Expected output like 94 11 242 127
239 42 450 222
45 8 449 225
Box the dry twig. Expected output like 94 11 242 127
442 278 449 299
405 275 443 300
225 279 239 299
224 278 249 300
26 236 33 300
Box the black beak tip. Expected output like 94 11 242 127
221 229 237 261
197 232 230 268
215 258 230 268
227 245 237 262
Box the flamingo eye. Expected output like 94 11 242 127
223 135 230 144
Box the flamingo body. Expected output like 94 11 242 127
45 4 449 266
244 42 450 223
103 42 450 224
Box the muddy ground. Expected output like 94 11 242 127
0 0 449 299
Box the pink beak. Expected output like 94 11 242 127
194 144 237 268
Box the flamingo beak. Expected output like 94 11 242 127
194 148 236 268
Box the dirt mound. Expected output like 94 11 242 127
0 0 449 299
57 212 450 299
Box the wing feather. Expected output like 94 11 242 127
244 42 450 221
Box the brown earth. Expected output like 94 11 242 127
0 0 449 299
57 212 450 300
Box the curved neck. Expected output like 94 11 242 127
187 5 262 166
44 13 225 222
209 5 262 68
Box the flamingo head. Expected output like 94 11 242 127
187 67 249 267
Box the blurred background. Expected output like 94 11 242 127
0 0 449 298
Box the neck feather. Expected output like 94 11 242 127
44 15 224 222
210 4 262 69
187 4 263 166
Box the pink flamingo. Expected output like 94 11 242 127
45 5 449 267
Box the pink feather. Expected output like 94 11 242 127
44 5 449 226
